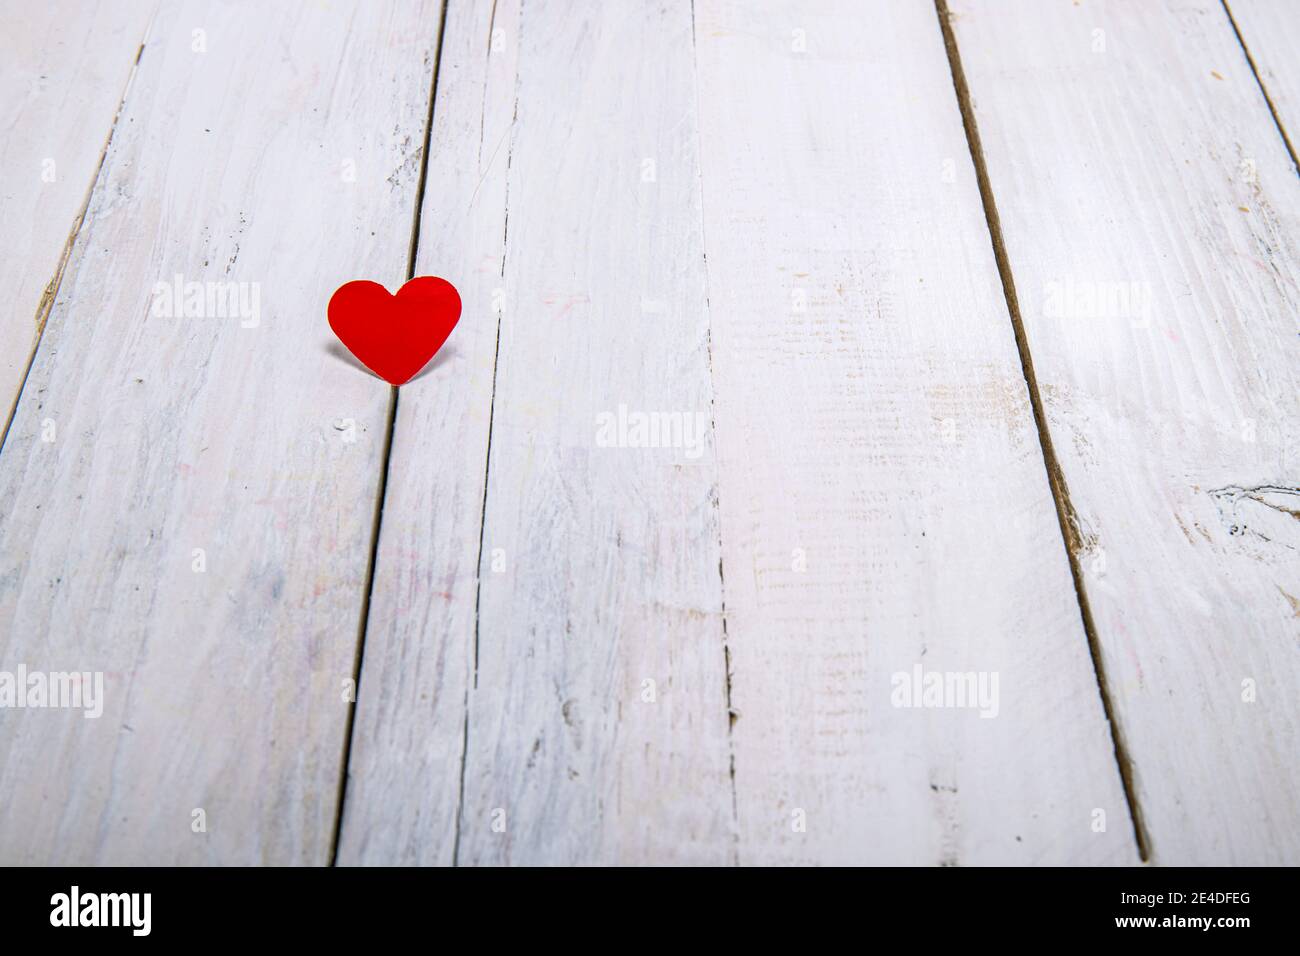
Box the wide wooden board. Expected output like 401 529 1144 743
0 0 441 865
948 0 1300 864
691 0 1136 865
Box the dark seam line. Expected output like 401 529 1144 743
0 36 149 457
455 311 501 867
690 0 741 866
454 0 524 868
934 0 1151 862
328 0 450 866
1221 0 1300 176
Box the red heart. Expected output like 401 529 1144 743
328 276 462 385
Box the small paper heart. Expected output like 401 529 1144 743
328 276 462 385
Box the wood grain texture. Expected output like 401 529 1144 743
1226 0 1300 166
0 0 157 432
948 0 1300 864
5 0 1292 868
336 0 513 866
692 0 1136 865
0 0 440 864
339 0 736 865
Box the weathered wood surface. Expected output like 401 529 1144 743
0 0 157 434
341 0 735 866
947 0 1300 864
691 0 1135 865
0 0 440 864
2 0 1297 866
336 0 517 866
342 0 1138 866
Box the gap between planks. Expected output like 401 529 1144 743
1221 0 1300 173
689 0 742 867
0 36 151 456
454 250 502 866
454 0 519 871
328 0 452 867
933 0 1151 862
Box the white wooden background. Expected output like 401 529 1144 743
0 0 1295 866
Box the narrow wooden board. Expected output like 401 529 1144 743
0 1 441 865
691 0 1136 865
336 0 515 866
1226 0 1300 165
0 0 157 433
339 0 736 865
948 0 1300 864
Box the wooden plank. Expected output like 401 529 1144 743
0 0 157 433
0 0 441 864
339 0 735 865
1226 0 1300 166
335 0 514 866
947 0 1300 864
692 0 1136 865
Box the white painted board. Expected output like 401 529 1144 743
692 0 1136 866
0 0 441 865
948 0 1300 864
